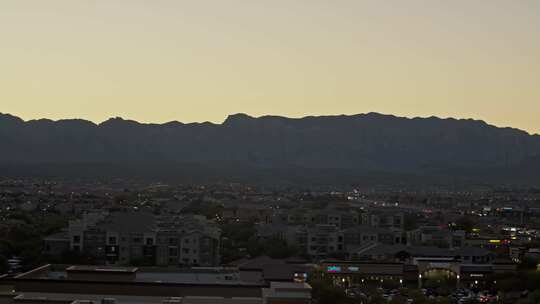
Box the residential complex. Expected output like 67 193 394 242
44 212 221 267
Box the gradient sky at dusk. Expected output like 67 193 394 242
1 1 539 133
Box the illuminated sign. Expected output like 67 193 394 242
489 240 501 244
294 273 308 282
347 266 360 272
327 266 341 273
429 263 450 269
470 274 484 278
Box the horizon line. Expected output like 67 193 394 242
1 111 538 136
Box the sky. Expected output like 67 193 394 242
1 1 539 133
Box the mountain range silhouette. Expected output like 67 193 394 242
1 112 539 186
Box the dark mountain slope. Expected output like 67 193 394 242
1 112 539 185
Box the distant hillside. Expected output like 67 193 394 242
1 112 539 186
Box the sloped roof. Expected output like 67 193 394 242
359 244 491 258
238 256 281 270
99 212 156 233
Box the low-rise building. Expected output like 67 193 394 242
43 212 221 267
0 264 312 304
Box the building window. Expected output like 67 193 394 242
73 245 80 252
146 238 154 246
169 247 178 256
108 237 117 245
73 235 81 244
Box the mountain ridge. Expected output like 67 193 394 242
2 112 536 136
1 112 539 186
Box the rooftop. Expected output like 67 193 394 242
67 266 138 273
13 292 263 304
23 265 262 286
358 244 492 258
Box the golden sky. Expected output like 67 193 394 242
1 1 539 133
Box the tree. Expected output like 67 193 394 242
454 216 475 233
368 293 386 304
309 270 352 304
220 221 258 263
430 297 451 304
519 256 539 270
0 255 8 274
516 290 540 304
404 214 420 231
408 289 429 304
497 277 521 292
389 295 408 304
521 271 540 291
381 279 401 290
264 238 297 259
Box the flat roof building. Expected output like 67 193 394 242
0 264 312 304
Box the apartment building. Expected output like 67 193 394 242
308 225 345 258
361 210 405 231
281 208 360 229
44 212 221 267
408 226 466 248
344 226 404 254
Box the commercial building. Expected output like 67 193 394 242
0 264 312 304
320 244 517 289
